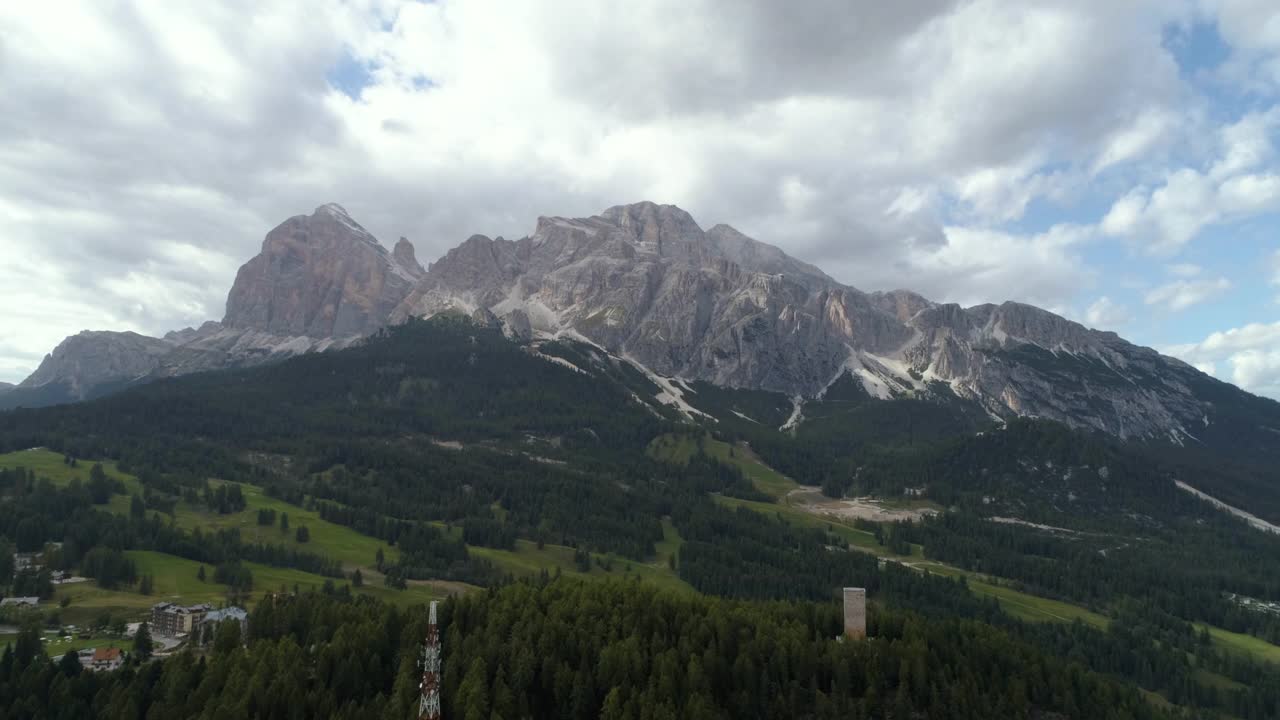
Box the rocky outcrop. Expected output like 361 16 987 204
393 237 425 279
223 203 418 338
16 331 176 401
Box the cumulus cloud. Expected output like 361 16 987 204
1085 296 1133 328
0 0 1274 388
1166 321 1280 397
1145 276 1233 310
1100 109 1280 253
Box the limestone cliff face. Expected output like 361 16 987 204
17 331 175 400
9 204 415 408
223 203 417 338
390 202 1234 440
12 200 1264 444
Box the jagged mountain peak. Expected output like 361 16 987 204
223 203 417 337
599 201 702 236
393 236 425 278
14 200 1278 452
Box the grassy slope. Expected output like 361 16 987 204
462 517 688 593
172 481 393 570
916 562 1109 628
11 443 1280 667
1 449 399 572
648 433 798 498
1 448 686 599
668 439 1280 668
0 632 126 659
54 551 447 619
1200 623 1280 665
713 494 903 557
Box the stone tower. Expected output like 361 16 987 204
843 587 866 639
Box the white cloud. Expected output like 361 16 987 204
847 223 1096 312
0 0 1273 388
1167 262 1203 277
1085 296 1133 328
1206 0 1280 94
1166 321 1280 397
1144 277 1233 310
1093 109 1181 173
1100 109 1280 253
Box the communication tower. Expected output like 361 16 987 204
419 600 442 720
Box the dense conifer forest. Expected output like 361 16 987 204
3 319 1280 718
0 580 1175 720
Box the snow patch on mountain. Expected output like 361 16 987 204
621 353 713 421
1176 481 1280 535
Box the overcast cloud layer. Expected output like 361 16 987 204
2 1 1280 397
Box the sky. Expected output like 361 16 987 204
1 1 1279 397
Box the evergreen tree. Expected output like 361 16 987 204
58 649 82 677
133 621 153 661
213 619 241 654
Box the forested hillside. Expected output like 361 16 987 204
4 316 1280 718
2 579 1172 720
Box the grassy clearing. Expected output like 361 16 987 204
0 632 129 658
916 562 1109 628
654 518 683 567
1192 668 1248 692
0 448 397 574
713 494 898 557
649 433 798 498
0 446 146 518
45 550 451 630
470 537 692 594
2 449 681 599
0 448 143 495
172 481 395 571
1199 623 1280 665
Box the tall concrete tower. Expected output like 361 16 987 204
419 601 441 720
843 587 866 639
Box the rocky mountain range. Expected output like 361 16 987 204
5 201 1275 448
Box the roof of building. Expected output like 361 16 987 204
93 647 122 662
152 602 213 614
0 596 39 606
206 606 248 622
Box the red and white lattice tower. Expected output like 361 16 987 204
419 600 442 720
